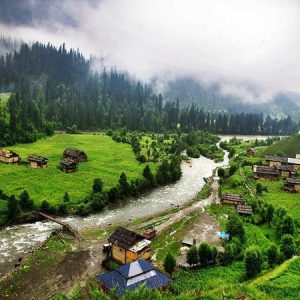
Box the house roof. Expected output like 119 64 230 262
27 154 48 163
221 193 244 203
60 158 77 166
64 148 86 158
182 236 196 246
265 155 287 163
253 165 279 175
96 259 172 297
236 204 253 215
285 178 300 184
287 158 300 165
108 227 145 250
0 149 19 158
276 165 294 172
247 148 254 152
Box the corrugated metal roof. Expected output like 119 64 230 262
96 259 172 297
287 158 300 165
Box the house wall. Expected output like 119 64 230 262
268 161 281 168
292 164 300 171
29 161 38 168
0 156 19 163
111 244 126 264
295 184 300 192
280 171 290 178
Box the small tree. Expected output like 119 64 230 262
281 215 295 235
244 247 263 279
142 165 155 187
226 213 245 242
93 178 103 194
19 190 34 210
7 195 20 220
198 243 213 267
265 204 274 227
187 246 198 266
164 252 176 277
280 234 296 259
267 244 279 268
223 243 234 265
256 183 263 196
217 167 225 178
40 200 51 213
119 172 130 195
63 192 70 203
58 203 67 215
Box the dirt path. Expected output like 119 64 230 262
156 171 220 233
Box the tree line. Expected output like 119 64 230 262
0 39 298 146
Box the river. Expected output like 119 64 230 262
0 135 268 275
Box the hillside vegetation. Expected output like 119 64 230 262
260 134 300 157
0 133 155 206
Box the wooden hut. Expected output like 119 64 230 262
60 158 78 173
236 204 253 215
287 157 300 171
221 193 244 206
265 155 287 167
253 165 279 180
27 155 48 168
275 165 295 178
0 149 19 164
63 148 87 163
284 178 300 193
246 148 255 157
107 227 152 264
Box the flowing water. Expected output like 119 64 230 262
0 135 268 274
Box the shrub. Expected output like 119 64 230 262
19 190 34 210
280 234 296 259
63 192 70 203
93 178 103 194
187 246 198 266
244 247 263 279
198 243 213 267
164 252 176 277
267 244 279 268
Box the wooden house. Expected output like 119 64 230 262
236 204 253 216
253 165 279 180
221 193 244 206
284 178 300 193
107 227 152 264
60 158 78 173
0 149 19 164
246 148 255 157
27 155 48 168
63 148 87 163
287 158 300 171
275 165 295 178
265 155 287 167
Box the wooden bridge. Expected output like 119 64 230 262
36 212 82 240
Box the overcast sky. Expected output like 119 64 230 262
1 0 300 102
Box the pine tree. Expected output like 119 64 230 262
164 252 176 277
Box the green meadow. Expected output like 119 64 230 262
0 133 155 207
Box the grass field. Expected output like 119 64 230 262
0 133 156 207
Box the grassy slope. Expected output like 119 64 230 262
0 133 155 206
259 134 300 157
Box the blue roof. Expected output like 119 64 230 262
96 259 172 297
219 231 230 239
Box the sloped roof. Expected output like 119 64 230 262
108 227 145 250
276 165 294 172
60 158 77 166
253 165 279 175
0 149 19 158
285 178 300 184
64 148 86 158
287 158 300 165
27 154 48 163
265 155 287 163
221 193 244 203
96 259 172 297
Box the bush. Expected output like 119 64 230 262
93 178 103 194
244 246 263 279
105 129 114 136
187 246 198 266
164 252 176 277
267 244 279 268
198 243 213 267
218 167 225 178
19 190 34 210
280 234 297 259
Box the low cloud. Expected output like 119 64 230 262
1 0 300 102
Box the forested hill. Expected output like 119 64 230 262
163 77 300 121
0 40 299 146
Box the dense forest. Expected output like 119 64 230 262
0 39 298 145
